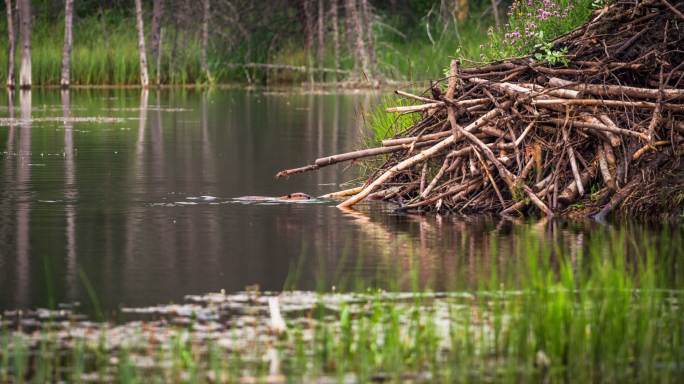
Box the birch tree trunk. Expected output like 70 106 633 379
317 0 325 81
61 0 74 88
134 0 150 88
150 0 164 80
5 0 15 89
201 0 211 82
330 0 340 81
344 0 371 80
18 0 30 89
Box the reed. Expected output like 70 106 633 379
0 225 682 382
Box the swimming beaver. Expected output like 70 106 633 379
234 192 313 202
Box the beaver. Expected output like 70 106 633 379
234 192 313 202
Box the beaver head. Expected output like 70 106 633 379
279 192 313 201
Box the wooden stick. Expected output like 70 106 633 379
319 186 364 199
520 83 580 99
395 90 437 103
446 60 460 140
561 116 585 196
275 164 319 178
385 103 441 113
532 98 684 111
598 145 616 190
420 157 451 198
548 77 684 100
314 140 436 166
381 130 450 147
661 0 684 21
337 102 511 209
632 140 671 160
546 117 649 141
597 115 622 147
449 104 554 216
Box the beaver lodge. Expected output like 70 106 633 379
277 1 684 219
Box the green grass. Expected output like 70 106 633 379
0 5 493 86
0 1 598 86
1 225 683 382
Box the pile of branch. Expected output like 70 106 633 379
277 0 684 218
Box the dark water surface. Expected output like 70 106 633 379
0 89 682 312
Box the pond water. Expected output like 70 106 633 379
0 89 682 314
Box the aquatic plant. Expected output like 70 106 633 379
0 224 683 382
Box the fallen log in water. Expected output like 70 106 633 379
277 1 684 219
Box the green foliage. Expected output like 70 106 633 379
533 41 569 66
478 0 597 63
363 96 420 146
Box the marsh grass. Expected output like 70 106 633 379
0 7 494 86
0 224 682 382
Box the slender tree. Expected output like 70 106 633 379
61 0 74 88
345 0 371 80
302 0 315 86
201 0 212 82
149 0 164 67
317 0 325 81
330 0 340 81
359 0 377 74
491 0 500 29
134 0 149 88
17 0 30 89
5 0 15 89
156 28 163 86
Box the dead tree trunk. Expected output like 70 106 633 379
60 0 74 88
344 0 371 80
454 0 469 22
18 0 30 89
317 0 325 82
201 0 211 82
5 0 15 89
150 0 164 68
330 0 340 81
156 28 163 86
490 0 500 29
302 0 315 86
359 0 376 71
134 0 150 88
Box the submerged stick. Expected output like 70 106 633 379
320 186 364 199
276 164 319 178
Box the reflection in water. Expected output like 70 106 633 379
62 91 77 300
15 91 31 307
0 89 681 313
